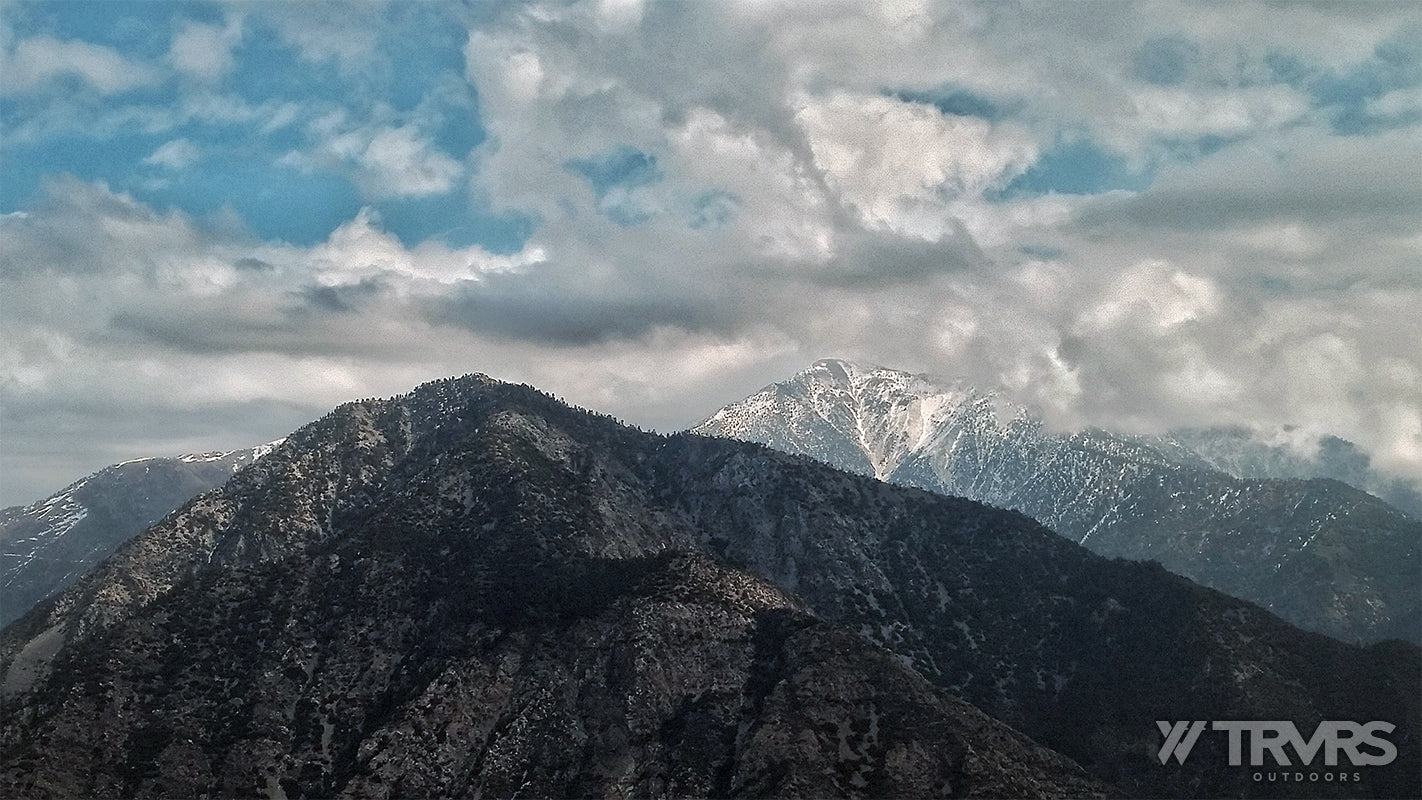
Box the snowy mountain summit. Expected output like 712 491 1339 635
700 358 1002 481
696 359 1421 644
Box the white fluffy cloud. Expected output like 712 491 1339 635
355 125 466 198
143 139 203 171
286 118 466 198
1078 261 1219 332
1 35 162 95
796 92 1038 238
307 208 541 287
169 16 245 83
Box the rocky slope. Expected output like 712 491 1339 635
1 375 1417 798
694 359 1422 644
0 443 280 627
0 377 1104 799
1151 426 1422 520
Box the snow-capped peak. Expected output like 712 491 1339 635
698 359 1012 481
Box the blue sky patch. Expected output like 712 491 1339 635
376 194 534 253
996 138 1154 198
1 132 161 211
0 2 523 251
890 86 1005 120
566 146 662 199
690 190 738 230
230 19 348 105
566 146 663 226
379 4 473 113
13 0 182 60
152 161 362 246
1264 28 1422 135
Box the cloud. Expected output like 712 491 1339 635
1 34 162 95
1078 126 1422 233
0 181 529 359
1366 85 1422 123
260 3 383 71
306 207 538 286
0 177 795 502
446 1 1422 493
169 16 245 83
143 139 202 171
358 126 465 197
795 91 1038 238
4 0 1422 507
291 118 466 199
1132 35 1201 87
1077 260 1219 332
566 146 665 223
428 274 726 347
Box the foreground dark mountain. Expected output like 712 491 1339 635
0 378 1104 799
0 444 279 627
2 375 1417 798
695 359 1422 644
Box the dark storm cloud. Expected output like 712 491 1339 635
296 278 388 314
1077 128 1422 232
104 285 420 360
811 224 989 287
426 271 731 347
108 308 305 356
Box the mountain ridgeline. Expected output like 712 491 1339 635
1159 426 1422 520
1 375 1418 798
694 359 1422 645
0 444 280 627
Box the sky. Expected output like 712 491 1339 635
1 0 1420 506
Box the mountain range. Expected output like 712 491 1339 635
2 374 1417 798
694 359 1422 645
1157 427 1422 520
0 443 280 627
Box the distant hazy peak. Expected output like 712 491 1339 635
0 440 286 627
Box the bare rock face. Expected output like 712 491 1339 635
1 374 1416 799
694 358 1422 645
